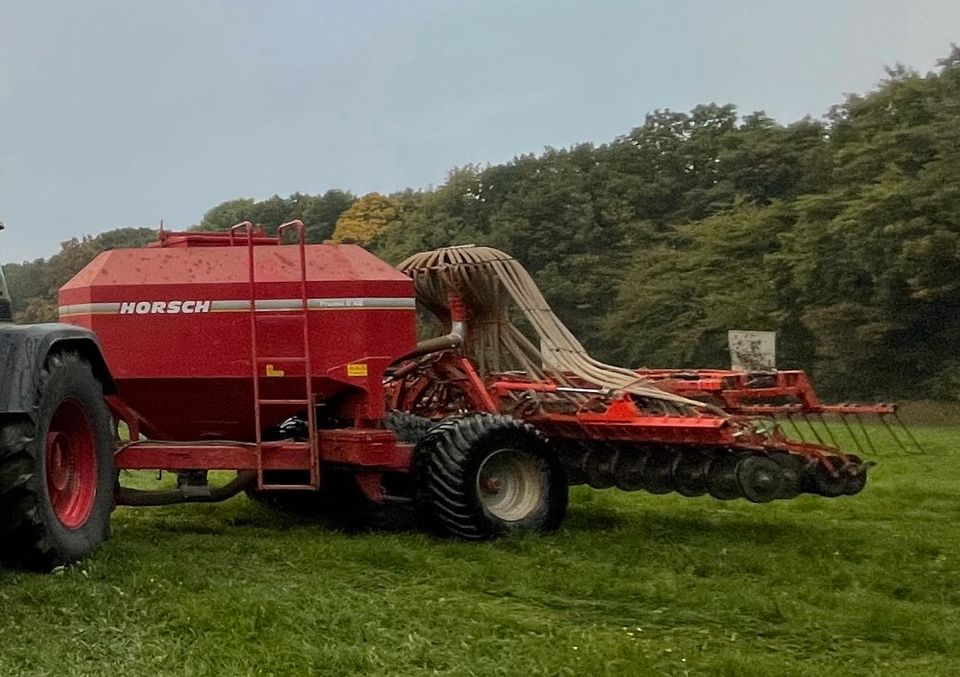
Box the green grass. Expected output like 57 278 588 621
2 426 959 676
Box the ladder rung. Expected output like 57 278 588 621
259 441 311 449
243 233 319 493
258 483 317 491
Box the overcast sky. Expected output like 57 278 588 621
1 0 958 263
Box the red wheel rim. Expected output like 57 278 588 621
45 398 98 529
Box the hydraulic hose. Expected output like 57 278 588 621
115 470 257 507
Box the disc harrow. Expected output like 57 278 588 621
386 244 912 504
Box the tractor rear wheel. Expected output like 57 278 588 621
412 414 567 539
0 351 115 569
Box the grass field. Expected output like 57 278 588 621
1 425 958 676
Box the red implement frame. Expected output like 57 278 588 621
385 351 880 463
634 368 896 417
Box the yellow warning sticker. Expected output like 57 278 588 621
265 364 285 377
347 363 368 377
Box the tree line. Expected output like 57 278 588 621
7 47 960 400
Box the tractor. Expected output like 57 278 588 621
0 221 118 567
0 222 902 570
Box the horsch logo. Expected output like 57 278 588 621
120 301 212 315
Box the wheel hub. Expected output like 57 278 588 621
479 476 503 494
47 433 71 492
44 398 98 529
476 448 545 522
736 455 784 503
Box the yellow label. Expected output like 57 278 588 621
265 364 285 377
347 363 368 377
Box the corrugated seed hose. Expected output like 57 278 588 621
397 245 708 411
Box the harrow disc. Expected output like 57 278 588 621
706 453 741 500
770 452 804 499
556 444 590 486
736 455 784 503
614 450 649 492
672 451 711 497
641 451 675 495
841 454 868 495
807 457 846 497
585 448 618 490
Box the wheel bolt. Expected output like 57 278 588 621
480 477 502 494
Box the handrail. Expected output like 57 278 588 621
228 221 254 245
277 219 305 245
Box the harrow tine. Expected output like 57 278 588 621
802 413 827 446
768 412 780 428
817 413 842 450
854 413 880 456
880 415 909 454
785 413 806 442
838 414 866 456
894 412 924 454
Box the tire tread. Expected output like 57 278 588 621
0 351 113 569
412 414 567 540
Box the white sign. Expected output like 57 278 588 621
728 330 777 371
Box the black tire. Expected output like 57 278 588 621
384 410 434 444
0 351 115 570
412 414 568 539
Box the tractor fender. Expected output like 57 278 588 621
0 323 115 417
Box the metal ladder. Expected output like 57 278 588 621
230 220 319 491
